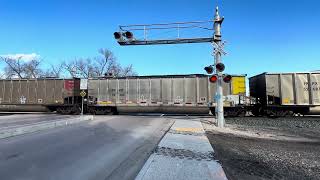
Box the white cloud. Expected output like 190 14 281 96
0 53 40 61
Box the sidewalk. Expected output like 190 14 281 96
135 118 227 180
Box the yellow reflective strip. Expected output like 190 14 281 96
174 128 202 132
97 101 113 105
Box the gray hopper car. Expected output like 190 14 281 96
249 72 320 116
87 74 246 115
0 78 81 112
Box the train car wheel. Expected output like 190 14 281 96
285 111 294 117
62 107 72 115
87 107 95 115
224 108 238 117
252 106 263 117
94 109 102 115
112 108 119 115
237 109 246 117
266 109 278 118
72 107 81 115
57 107 63 114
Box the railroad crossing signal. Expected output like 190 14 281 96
204 66 214 74
213 41 227 55
124 31 134 41
113 20 215 46
114 31 135 43
205 62 232 84
113 4 228 128
209 75 218 83
216 63 225 72
80 90 86 97
204 62 231 84
223 75 232 83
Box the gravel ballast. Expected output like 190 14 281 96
202 117 320 180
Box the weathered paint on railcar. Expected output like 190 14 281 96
88 74 246 113
0 79 80 112
249 72 320 106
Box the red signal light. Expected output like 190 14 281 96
125 31 134 40
114 32 122 40
223 75 232 83
204 66 213 74
209 75 218 83
216 63 225 72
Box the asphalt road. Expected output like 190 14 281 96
0 113 78 129
0 115 173 180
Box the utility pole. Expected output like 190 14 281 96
213 6 225 128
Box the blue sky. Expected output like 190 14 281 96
0 0 319 77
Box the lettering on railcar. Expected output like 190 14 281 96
119 89 125 96
303 81 319 91
111 89 116 96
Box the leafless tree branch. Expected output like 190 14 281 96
1 48 137 79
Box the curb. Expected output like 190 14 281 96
0 115 93 139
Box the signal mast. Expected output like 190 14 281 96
114 5 228 127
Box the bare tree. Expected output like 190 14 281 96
50 63 64 77
0 71 5 79
97 48 116 76
4 66 17 79
0 56 25 78
0 49 137 79
62 60 78 78
24 59 42 78
61 58 95 78
121 64 137 76
43 63 64 77
0 55 44 79
98 48 136 77
74 58 95 78
62 48 137 78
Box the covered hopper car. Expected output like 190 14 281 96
0 78 82 114
249 72 320 116
87 74 247 115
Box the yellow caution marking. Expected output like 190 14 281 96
97 101 113 105
80 90 86 97
232 76 246 95
283 98 290 104
174 128 202 132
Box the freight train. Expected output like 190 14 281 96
0 72 319 117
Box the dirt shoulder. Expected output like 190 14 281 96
202 117 320 180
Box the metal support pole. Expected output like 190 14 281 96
216 73 224 127
214 6 225 128
81 97 84 116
